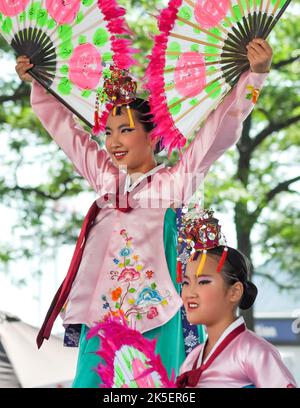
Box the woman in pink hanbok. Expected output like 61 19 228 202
176 210 297 388
16 41 274 387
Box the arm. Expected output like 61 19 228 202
169 70 268 203
30 81 118 192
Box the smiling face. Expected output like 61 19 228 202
105 106 156 175
181 254 242 326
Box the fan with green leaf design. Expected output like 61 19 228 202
0 0 135 128
145 0 291 154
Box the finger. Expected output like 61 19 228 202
247 43 261 56
247 51 258 62
16 62 32 73
17 63 33 77
252 38 273 54
16 55 30 63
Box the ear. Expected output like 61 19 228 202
228 282 244 305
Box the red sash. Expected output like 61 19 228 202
36 191 132 348
176 323 246 388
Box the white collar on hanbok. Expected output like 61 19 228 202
124 163 165 194
197 316 246 368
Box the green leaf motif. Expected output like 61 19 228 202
189 98 199 106
28 2 41 21
78 35 87 45
58 25 73 41
81 89 92 98
178 6 192 26
76 11 84 24
37 9 48 27
2 17 12 34
190 44 199 52
19 12 26 23
58 41 73 60
102 52 113 63
93 28 109 47
58 78 72 95
60 65 69 75
128 288 136 293
166 41 181 60
151 282 157 289
115 302 121 309
207 28 221 45
205 80 222 99
47 18 56 29
82 0 93 6
168 97 182 115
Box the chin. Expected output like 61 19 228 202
186 315 202 326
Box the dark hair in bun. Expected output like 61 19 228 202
207 246 258 310
115 98 163 155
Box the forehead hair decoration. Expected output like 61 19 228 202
176 206 228 283
93 66 138 134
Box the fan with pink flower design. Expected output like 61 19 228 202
87 315 176 388
145 0 291 154
0 0 135 128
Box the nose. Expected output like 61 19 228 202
107 131 123 149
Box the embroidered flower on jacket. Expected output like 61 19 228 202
146 270 154 279
118 267 140 283
120 247 132 257
111 287 122 301
147 307 159 320
135 287 163 306
101 228 172 324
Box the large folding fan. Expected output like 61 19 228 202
145 0 292 153
0 0 135 128
87 316 176 388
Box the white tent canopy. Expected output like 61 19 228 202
0 312 78 388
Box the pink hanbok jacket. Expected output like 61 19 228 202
30 71 267 344
178 317 297 388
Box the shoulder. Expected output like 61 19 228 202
236 329 282 361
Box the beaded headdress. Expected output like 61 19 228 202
176 206 228 283
93 66 138 134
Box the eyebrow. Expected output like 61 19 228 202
105 124 132 131
197 275 213 278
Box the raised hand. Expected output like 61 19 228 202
246 38 273 74
15 55 34 82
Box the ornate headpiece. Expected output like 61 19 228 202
176 206 228 283
93 66 138 134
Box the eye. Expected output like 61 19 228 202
181 281 189 286
198 280 211 285
105 131 111 136
121 128 134 133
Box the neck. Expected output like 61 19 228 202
205 314 238 350
127 159 157 182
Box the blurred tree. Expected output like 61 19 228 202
0 1 299 331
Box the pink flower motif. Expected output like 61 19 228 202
120 229 126 235
174 52 206 98
46 0 81 25
147 307 159 320
69 43 102 90
194 0 230 29
117 268 140 283
0 0 30 17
